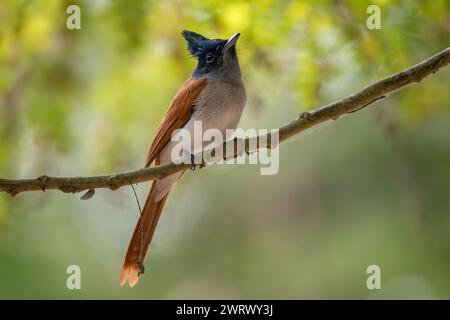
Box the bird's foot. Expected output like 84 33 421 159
183 150 206 170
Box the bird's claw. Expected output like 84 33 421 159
183 150 205 170
190 160 206 171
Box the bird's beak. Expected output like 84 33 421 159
224 33 240 53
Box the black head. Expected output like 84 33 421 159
181 30 242 81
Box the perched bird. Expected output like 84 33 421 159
120 30 246 286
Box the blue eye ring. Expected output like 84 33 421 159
206 52 215 63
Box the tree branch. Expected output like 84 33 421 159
1 47 450 197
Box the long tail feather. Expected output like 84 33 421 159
119 181 170 287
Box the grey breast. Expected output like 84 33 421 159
192 78 246 132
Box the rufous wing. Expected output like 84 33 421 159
145 78 207 167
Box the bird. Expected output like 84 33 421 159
120 30 247 286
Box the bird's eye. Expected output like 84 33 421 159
205 52 215 63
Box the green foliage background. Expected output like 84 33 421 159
0 0 449 298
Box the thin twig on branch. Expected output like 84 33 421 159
1 47 450 197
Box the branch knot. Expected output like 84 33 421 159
298 111 311 121
37 175 49 192
108 176 120 190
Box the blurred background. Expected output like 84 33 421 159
0 0 449 299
